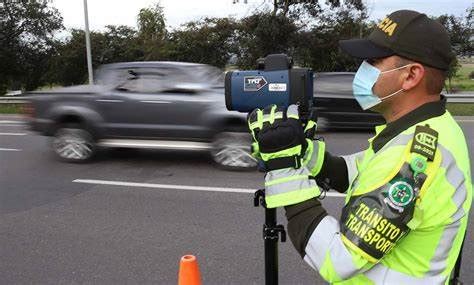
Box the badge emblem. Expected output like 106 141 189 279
384 180 414 212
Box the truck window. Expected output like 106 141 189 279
118 74 166 93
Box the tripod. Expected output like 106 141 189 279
254 189 286 285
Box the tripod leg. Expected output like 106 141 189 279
264 208 278 285
255 190 285 285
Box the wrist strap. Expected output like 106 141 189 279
264 156 301 171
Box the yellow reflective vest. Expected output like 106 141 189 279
301 109 472 284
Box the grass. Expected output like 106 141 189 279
0 104 23 114
447 103 474 116
451 63 474 92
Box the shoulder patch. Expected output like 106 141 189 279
410 125 438 161
340 163 423 261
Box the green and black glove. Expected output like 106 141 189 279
248 104 325 208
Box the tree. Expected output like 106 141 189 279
100 25 143 63
270 0 364 17
45 25 143 86
435 8 473 92
295 7 369 71
234 4 368 71
47 29 92 86
437 11 473 57
236 12 299 69
166 17 238 68
445 56 461 93
462 5 473 57
0 0 63 93
137 2 167 60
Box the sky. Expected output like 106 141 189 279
52 0 473 32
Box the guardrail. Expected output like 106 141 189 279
444 94 474 103
1 94 473 103
0 96 31 104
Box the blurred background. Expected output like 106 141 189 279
1 0 472 95
1 1 473 284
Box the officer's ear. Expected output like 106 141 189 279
401 63 425 92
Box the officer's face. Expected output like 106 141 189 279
368 56 406 112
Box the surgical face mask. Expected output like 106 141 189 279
352 60 411 110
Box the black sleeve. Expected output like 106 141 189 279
316 151 349 193
284 199 328 257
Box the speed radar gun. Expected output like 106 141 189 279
225 54 314 118
225 54 315 285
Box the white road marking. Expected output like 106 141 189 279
0 132 26 136
456 119 474 123
73 179 346 197
0 148 22 151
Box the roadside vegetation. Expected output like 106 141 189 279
450 63 474 92
1 1 473 95
0 104 22 114
1 2 472 115
447 103 474 116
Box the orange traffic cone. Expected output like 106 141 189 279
178 255 202 285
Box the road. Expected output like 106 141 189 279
1 115 473 284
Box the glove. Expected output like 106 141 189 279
248 105 326 176
248 104 307 168
302 138 326 177
299 109 326 177
247 104 322 208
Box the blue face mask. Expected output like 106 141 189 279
352 60 410 110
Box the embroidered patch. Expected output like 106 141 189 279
410 125 438 161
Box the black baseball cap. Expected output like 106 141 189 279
339 10 454 70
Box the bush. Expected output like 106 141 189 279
469 71 474 80
0 83 7 96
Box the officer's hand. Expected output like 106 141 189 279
298 109 326 177
247 104 321 208
248 104 307 169
248 105 324 176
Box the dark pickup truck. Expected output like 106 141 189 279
27 61 257 170
27 62 383 170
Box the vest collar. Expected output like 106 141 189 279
372 96 446 153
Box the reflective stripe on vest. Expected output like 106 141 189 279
302 112 472 284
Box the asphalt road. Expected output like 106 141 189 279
1 115 473 284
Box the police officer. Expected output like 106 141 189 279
248 10 472 284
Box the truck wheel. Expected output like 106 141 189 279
52 125 96 162
211 132 257 171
